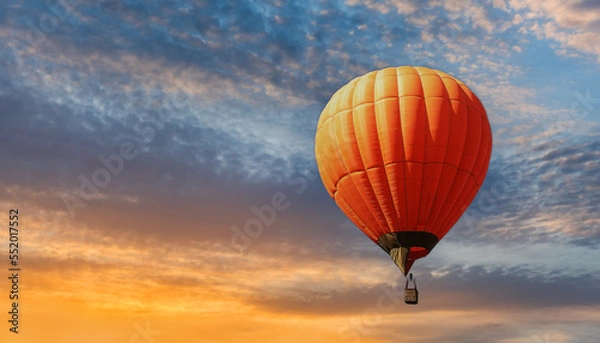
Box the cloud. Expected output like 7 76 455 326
0 1 599 341
345 0 417 15
511 0 600 61
439 0 495 33
493 0 510 12
446 132 600 250
24 214 600 315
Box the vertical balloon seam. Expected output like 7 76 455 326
316 83 346 135
332 110 354 172
370 69 402 236
482 116 492 179
482 117 493 184
424 69 454 239
470 94 490 180
438 175 475 235
317 78 357 135
340 177 381 241
433 74 469 238
431 75 470 231
373 69 404 242
439 111 488 237
378 69 405 234
436 124 478 232
420 69 449 237
322 100 345 195
316 96 332 132
429 81 473 232
437 87 484 236
328 80 357 182
328 84 357 181
362 71 399 235
316 80 352 134
414 67 428 232
445 98 492 231
318 85 353 196
320 117 340 195
432 73 466 239
349 73 392 237
315 123 335 195
432 75 469 234
463 92 488 184
329 156 383 241
334 191 377 241
339 78 388 237
398 66 417 233
395 66 411 233
338 177 389 241
472 116 491 185
402 66 422 233
476 98 493 186
329 106 382 241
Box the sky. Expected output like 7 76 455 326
0 0 599 342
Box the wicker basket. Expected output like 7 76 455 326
404 288 418 305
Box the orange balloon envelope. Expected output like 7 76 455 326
315 66 492 275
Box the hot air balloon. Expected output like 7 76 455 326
314 66 492 303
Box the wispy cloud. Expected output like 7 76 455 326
1 0 599 342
